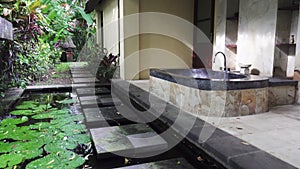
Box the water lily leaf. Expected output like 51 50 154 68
60 124 86 135
32 104 52 113
10 110 35 116
15 101 37 110
44 140 77 153
0 117 28 126
0 142 12 153
26 151 85 169
29 122 51 130
32 109 69 120
57 99 74 105
71 134 91 144
31 113 55 120
0 153 24 168
16 148 43 160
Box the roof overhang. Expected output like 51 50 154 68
85 0 102 13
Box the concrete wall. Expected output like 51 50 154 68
119 0 140 80
237 0 278 76
139 0 194 79
97 0 119 55
213 0 227 71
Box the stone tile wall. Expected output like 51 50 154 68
269 86 297 107
150 76 268 117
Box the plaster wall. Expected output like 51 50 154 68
237 0 278 76
139 0 194 79
98 0 119 55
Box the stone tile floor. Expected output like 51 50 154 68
130 80 300 168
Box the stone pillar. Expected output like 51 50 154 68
213 0 227 71
119 0 140 80
0 17 13 41
237 0 278 76
295 4 300 71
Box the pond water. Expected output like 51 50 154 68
0 92 92 169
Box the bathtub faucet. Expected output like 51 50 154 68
214 51 227 72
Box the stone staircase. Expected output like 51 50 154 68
69 63 198 169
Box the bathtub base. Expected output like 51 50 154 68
150 76 268 117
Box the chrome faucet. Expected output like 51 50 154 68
214 51 227 72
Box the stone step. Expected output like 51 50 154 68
72 73 94 78
76 87 111 96
73 77 100 84
79 95 122 108
71 70 91 74
71 83 111 89
82 106 139 128
90 124 168 159
113 158 195 169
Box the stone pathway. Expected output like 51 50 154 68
130 79 300 169
90 124 168 158
114 158 194 169
70 63 198 168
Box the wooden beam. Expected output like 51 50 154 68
0 17 13 41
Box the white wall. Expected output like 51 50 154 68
97 0 119 55
237 0 278 76
213 0 227 71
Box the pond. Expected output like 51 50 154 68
0 92 92 169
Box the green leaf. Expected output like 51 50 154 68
57 99 74 105
0 117 28 126
26 151 85 169
10 110 36 116
47 10 57 20
75 6 93 26
0 153 24 168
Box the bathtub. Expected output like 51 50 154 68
149 68 269 117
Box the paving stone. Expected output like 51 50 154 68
79 96 98 102
80 100 99 108
71 70 91 74
83 106 137 128
99 97 122 106
72 73 94 78
80 96 122 108
90 124 168 158
76 87 110 96
113 158 195 169
73 78 100 84
229 151 297 169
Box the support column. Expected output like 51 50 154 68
213 0 227 71
237 0 278 76
119 0 140 80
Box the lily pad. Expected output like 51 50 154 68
57 99 74 105
0 117 28 126
0 153 24 168
26 151 85 169
15 101 38 110
10 110 35 116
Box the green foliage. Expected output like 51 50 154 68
0 96 91 168
26 151 85 169
0 0 96 97
54 63 70 73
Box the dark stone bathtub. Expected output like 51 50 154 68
150 68 269 90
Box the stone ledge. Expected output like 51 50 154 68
111 80 297 169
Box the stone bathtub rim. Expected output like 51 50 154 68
150 68 269 91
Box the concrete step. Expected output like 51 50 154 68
79 95 122 108
72 77 100 84
72 73 94 78
76 87 111 96
113 158 195 169
90 124 168 159
82 105 140 128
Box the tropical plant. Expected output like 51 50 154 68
0 0 95 97
0 95 91 168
